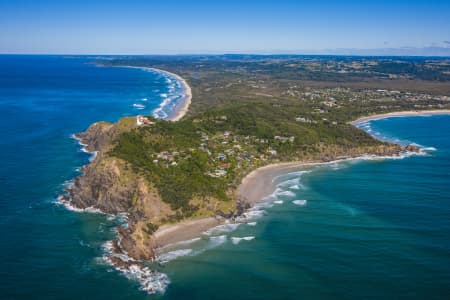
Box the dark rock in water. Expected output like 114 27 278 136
405 144 420 152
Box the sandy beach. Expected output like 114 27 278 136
153 109 450 252
152 162 315 250
153 217 224 250
237 161 315 205
239 109 450 206
124 66 192 121
351 109 450 125
103 68 450 253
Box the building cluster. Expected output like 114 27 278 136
136 115 154 126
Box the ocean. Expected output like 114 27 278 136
1 56 450 300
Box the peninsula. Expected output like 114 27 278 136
63 55 450 286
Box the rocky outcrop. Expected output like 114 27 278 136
70 157 136 214
66 115 420 263
76 121 115 152
75 117 137 152
67 118 174 260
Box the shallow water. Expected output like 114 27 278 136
157 116 450 300
1 56 450 299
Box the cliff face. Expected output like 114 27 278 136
67 117 419 262
68 119 174 260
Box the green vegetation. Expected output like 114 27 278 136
110 103 389 215
97 55 450 219
143 222 159 235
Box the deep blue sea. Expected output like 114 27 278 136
1 56 450 300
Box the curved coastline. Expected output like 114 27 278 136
62 68 194 294
155 109 450 251
238 110 450 207
67 65 450 292
351 109 450 125
124 66 192 121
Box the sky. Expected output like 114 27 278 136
0 0 450 55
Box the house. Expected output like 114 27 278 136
217 153 227 161
136 115 154 126
268 149 277 156
220 162 231 169
208 169 227 178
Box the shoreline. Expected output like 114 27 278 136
123 66 192 121
151 109 450 252
65 65 450 290
351 109 450 125
152 217 224 251
152 153 419 252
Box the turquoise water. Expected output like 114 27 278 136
158 115 450 300
1 56 450 299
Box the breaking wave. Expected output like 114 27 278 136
292 199 307 206
101 241 170 294
132 103 145 110
231 236 255 245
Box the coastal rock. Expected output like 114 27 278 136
405 144 421 153
66 109 412 266
67 118 175 260
76 117 137 152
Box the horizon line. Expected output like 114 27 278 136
1 52 450 58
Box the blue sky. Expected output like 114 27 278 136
1 0 449 55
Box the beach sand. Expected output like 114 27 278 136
237 162 312 205
101 68 450 253
153 217 224 250
351 109 450 125
153 108 450 253
124 66 192 122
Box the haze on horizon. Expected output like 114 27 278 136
1 0 450 56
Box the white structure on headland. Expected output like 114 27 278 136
136 115 154 126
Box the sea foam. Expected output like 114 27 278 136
276 190 296 197
231 236 255 245
292 199 307 206
132 103 145 110
158 249 193 263
101 240 170 294
204 222 240 236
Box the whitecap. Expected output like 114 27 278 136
292 199 307 206
204 222 240 236
274 200 283 204
276 177 300 186
56 195 104 214
238 209 266 221
276 190 296 197
231 236 255 245
247 222 257 226
422 146 437 151
158 249 193 263
208 235 227 248
72 133 97 161
117 263 170 294
159 237 201 251
133 103 145 109
101 240 170 294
